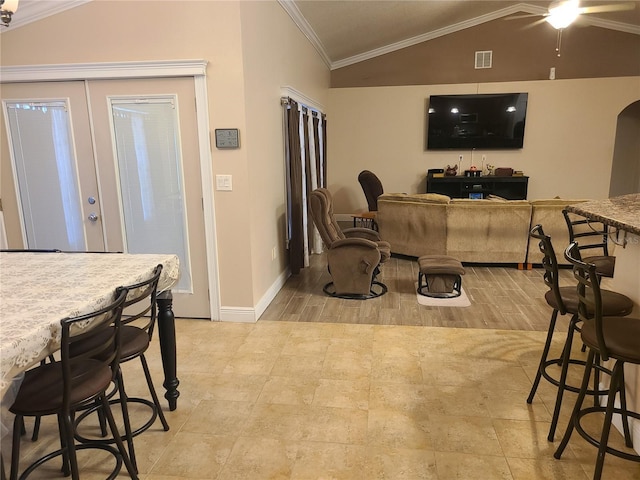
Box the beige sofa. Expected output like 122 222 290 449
376 193 587 265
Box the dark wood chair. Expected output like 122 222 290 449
526 225 633 441
554 242 640 480
357 170 384 212
8 288 137 480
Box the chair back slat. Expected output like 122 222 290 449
530 224 567 314
59 287 127 411
564 242 608 360
121 264 162 338
562 209 610 256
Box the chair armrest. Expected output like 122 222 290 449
331 238 379 249
342 228 381 242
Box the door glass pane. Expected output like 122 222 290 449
4 101 85 250
110 97 191 292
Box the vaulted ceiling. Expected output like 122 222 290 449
6 1 640 70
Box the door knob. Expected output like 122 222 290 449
88 213 99 222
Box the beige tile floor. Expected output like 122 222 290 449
3 255 640 479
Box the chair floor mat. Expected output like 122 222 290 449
415 284 471 307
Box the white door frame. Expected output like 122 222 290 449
0 60 221 321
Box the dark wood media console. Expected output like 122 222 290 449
426 174 529 200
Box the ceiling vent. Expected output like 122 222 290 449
475 51 492 69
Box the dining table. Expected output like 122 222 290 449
0 251 182 412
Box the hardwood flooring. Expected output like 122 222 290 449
260 253 576 332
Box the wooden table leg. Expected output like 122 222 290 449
156 291 180 411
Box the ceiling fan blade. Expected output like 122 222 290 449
580 2 637 14
521 17 549 30
504 13 543 20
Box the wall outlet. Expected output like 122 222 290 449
549 67 556 80
271 246 277 260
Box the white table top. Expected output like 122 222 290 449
0 252 180 395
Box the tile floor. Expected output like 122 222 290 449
3 255 640 479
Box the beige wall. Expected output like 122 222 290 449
327 77 640 214
0 1 330 315
331 16 640 87
238 2 329 306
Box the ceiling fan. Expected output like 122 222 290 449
542 0 636 29
509 1 636 56
511 0 637 30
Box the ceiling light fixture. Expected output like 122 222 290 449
1 0 19 27
546 0 580 29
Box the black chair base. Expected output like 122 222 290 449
322 280 387 299
74 396 168 441
17 442 126 480
416 277 462 299
573 406 639 461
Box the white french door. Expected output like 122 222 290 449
1 78 210 318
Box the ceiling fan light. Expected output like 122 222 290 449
546 0 580 29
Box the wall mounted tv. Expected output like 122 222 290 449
426 93 528 150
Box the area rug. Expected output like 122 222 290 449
415 283 471 307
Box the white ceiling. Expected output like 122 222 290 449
6 1 640 69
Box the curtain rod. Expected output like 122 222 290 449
281 96 325 119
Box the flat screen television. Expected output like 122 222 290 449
426 93 528 150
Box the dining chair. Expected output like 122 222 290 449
73 264 168 470
8 287 138 480
554 242 640 480
525 225 633 441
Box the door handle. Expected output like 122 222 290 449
88 213 99 222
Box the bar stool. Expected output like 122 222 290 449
526 225 633 441
9 288 138 480
554 242 640 480
72 265 169 470
562 209 615 277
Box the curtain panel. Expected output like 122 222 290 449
282 97 326 275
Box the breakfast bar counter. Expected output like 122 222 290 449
567 193 640 451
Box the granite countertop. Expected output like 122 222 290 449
566 193 640 236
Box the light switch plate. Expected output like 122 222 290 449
214 129 239 149
216 174 233 191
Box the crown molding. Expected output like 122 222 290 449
331 3 548 70
1 0 92 30
329 2 640 70
277 0 332 69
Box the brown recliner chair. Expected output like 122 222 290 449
309 188 389 299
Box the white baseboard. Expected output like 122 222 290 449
216 267 291 323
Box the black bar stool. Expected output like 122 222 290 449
554 242 640 479
526 225 633 441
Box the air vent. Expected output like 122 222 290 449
475 51 492 69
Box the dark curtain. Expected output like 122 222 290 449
283 98 327 274
285 99 304 275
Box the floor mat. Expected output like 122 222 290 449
415 284 471 307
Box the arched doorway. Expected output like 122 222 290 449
609 100 640 197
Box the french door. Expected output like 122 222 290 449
1 78 210 318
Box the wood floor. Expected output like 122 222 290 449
260 253 576 332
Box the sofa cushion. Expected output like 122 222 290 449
449 198 530 206
379 193 450 204
446 201 532 263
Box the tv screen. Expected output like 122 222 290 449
426 93 528 150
